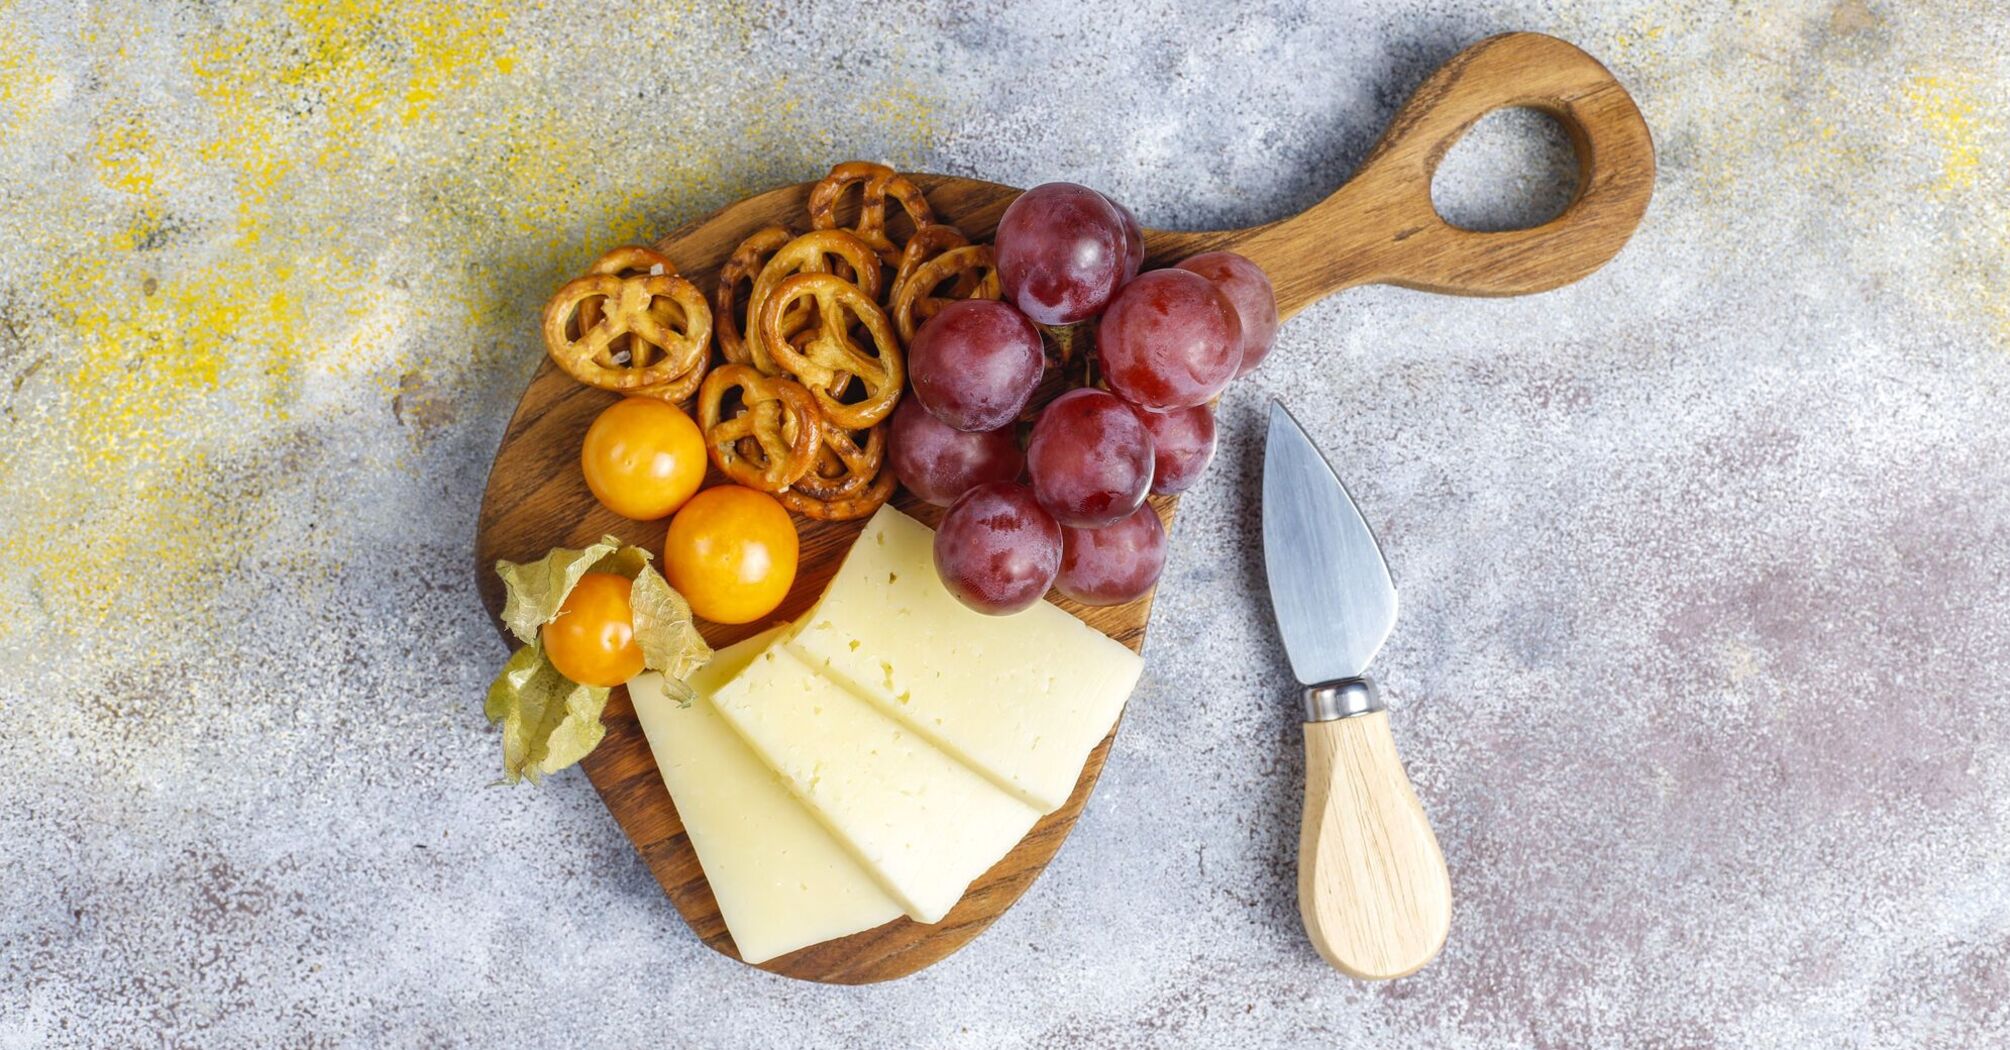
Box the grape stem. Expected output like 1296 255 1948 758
1039 321 1100 388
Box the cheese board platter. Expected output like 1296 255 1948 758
473 31 1652 984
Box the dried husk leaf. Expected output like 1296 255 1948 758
494 535 628 646
487 538 716 778
484 644 610 785
629 564 711 703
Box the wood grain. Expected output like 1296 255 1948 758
472 32 1653 983
1298 712 1453 980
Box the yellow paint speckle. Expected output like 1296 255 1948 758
0 0 953 652
1902 74 1983 196
0 5 57 136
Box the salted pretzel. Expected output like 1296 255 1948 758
714 226 793 365
577 246 678 291
807 161 934 265
781 465 895 521
758 272 904 429
562 246 709 399
585 245 678 277
791 416 886 500
628 337 710 402
574 245 680 330
544 271 711 393
891 244 1001 343
744 229 887 374
695 364 821 492
888 223 972 305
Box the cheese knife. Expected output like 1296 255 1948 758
1262 401 1451 980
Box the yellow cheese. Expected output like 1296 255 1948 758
786 505 1142 812
629 629 903 964
708 637 1042 924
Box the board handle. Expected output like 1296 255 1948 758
1155 32 1655 316
1299 707 1452 981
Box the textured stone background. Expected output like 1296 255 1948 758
3 1 2007 1046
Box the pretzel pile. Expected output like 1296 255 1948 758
704 161 999 520
540 162 1000 522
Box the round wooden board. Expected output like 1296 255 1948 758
473 32 1653 983
475 174 1181 983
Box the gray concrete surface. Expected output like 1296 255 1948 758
3 1 2008 1046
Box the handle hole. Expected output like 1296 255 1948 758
1429 107 1580 233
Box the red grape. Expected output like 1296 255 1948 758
1096 268 1242 409
908 300 1045 431
1177 251 1278 376
1134 403 1216 494
933 481 1062 615
1105 195 1145 283
995 183 1127 326
1026 388 1154 528
888 398 1023 507
1057 503 1167 606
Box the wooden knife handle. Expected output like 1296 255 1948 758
1299 709 1452 980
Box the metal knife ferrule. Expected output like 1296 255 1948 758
1303 677 1383 722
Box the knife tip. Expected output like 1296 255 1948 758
1267 399 1302 439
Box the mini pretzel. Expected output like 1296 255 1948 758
589 245 679 277
889 223 971 305
695 364 821 492
630 348 708 402
791 416 886 500
891 244 1001 343
565 246 707 398
714 226 793 365
807 161 934 265
780 460 896 521
759 272 904 429
744 229 886 374
576 245 679 330
544 272 711 393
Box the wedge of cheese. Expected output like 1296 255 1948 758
629 629 903 964
786 505 1143 812
708 637 1042 923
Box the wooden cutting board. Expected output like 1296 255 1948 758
473 32 1652 983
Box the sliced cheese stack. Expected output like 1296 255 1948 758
709 642 1040 923
636 505 1144 959
630 630 903 965
788 506 1143 812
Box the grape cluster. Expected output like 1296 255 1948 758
889 182 1278 615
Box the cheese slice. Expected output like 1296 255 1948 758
708 637 1041 923
630 629 903 964
785 505 1143 812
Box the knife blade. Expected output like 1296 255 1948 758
1261 400 1450 981
1262 403 1399 687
